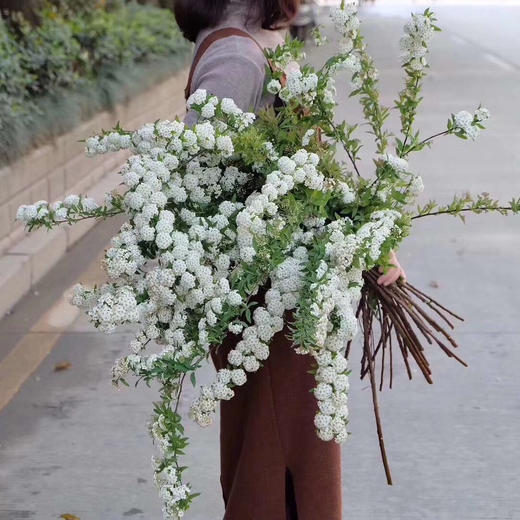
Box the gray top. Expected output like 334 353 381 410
183 0 284 127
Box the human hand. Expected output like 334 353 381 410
377 250 407 286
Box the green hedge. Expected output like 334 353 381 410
0 2 191 166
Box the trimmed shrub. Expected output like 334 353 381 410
0 18 35 117
18 8 84 94
70 3 187 72
0 1 191 165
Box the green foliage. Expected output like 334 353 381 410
69 2 188 73
0 53 189 165
414 193 520 221
290 233 330 349
350 38 392 155
18 8 84 94
394 9 440 158
45 0 102 17
264 33 305 70
0 18 35 118
232 126 272 167
0 1 190 166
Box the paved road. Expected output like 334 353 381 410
1 3 519 520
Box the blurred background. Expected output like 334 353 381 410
0 1 519 519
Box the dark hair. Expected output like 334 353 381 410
174 0 300 42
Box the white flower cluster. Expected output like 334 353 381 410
191 244 316 428
192 202 401 440
330 2 360 40
72 283 139 334
383 153 409 174
302 128 315 146
408 175 425 197
453 107 490 140
86 132 132 157
381 153 424 201
313 349 350 442
234 150 321 263
357 209 402 262
16 195 99 225
278 70 319 105
190 298 282 427
336 54 362 81
303 209 400 441
151 451 191 520
400 13 435 71
267 79 282 95
306 257 357 440
328 4 366 91
187 89 255 131
190 150 324 424
19 88 406 463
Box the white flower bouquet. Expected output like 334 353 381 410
16 3 519 518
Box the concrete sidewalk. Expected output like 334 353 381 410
1 5 519 520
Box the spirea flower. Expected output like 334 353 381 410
267 79 282 94
15 8 498 519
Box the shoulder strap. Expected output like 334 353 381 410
184 27 269 100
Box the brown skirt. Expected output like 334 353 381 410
210 322 343 520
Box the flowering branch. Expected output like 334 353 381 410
395 9 439 157
16 194 125 231
14 4 520 517
412 193 520 220
317 101 362 177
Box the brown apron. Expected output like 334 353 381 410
185 29 343 520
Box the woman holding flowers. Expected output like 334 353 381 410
177 0 405 518
17 0 516 518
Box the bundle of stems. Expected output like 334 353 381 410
345 267 467 484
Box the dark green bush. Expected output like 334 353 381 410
69 3 186 72
0 18 35 117
45 0 98 17
18 8 84 94
122 3 187 57
3 1 188 96
0 1 191 165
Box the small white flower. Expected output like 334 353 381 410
201 103 216 119
231 369 247 386
228 323 244 335
475 107 490 122
302 129 315 146
187 89 207 107
383 153 409 174
216 135 234 156
454 110 473 130
220 98 240 115
267 79 282 94
228 350 243 366
82 197 98 211
63 195 80 207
